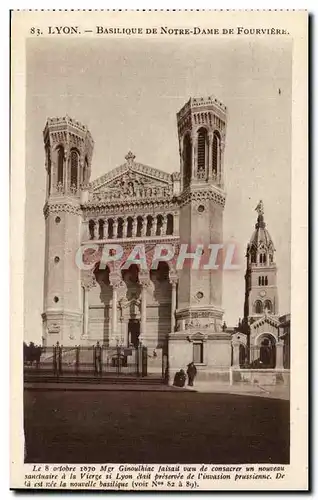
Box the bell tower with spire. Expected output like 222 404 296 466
243 200 279 329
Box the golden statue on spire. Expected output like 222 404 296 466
255 199 264 216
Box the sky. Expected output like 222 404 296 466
25 36 292 343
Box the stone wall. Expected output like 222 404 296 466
231 368 290 386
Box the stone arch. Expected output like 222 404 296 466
117 217 124 239
156 214 163 236
264 299 272 313
166 214 174 235
107 218 114 239
136 216 143 237
254 332 276 368
254 300 263 314
146 215 154 237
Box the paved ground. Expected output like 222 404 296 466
24 388 289 464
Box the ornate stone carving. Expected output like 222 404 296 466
81 271 97 290
109 271 123 289
139 271 151 288
179 188 226 209
43 202 82 218
47 323 60 334
169 272 178 287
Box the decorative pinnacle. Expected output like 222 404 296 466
255 200 266 229
125 151 136 166
255 200 264 216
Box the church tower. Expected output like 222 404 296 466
243 200 279 329
42 116 94 345
169 96 231 381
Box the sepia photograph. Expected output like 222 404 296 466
10 9 308 491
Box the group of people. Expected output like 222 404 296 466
173 362 197 388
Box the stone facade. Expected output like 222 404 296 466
42 96 232 379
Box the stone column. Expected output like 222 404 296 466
162 214 168 236
173 212 179 236
103 219 108 239
232 342 240 368
139 272 150 345
150 217 156 237
275 341 284 369
109 272 122 347
82 287 89 339
113 218 118 239
123 217 128 238
93 221 99 240
81 272 97 341
141 216 147 237
169 274 178 332
131 217 137 238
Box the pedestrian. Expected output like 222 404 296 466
186 362 197 387
95 341 102 376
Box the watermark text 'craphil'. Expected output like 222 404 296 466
75 243 240 271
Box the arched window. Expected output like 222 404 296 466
265 276 268 286
117 218 124 239
57 146 64 185
212 131 221 176
108 219 114 239
264 299 272 313
260 253 267 264
70 150 79 189
167 214 174 235
258 276 261 286
197 128 208 179
183 134 192 189
98 219 104 240
251 249 257 264
255 300 263 314
88 220 95 240
156 215 163 236
136 216 143 237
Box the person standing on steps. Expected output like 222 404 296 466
95 341 102 376
187 362 197 387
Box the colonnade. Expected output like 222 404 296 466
87 213 178 240
81 269 178 346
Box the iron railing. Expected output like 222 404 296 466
23 344 148 377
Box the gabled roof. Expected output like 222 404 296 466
90 151 172 191
251 314 280 330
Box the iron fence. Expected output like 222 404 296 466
23 344 148 378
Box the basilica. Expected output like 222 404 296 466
41 96 290 381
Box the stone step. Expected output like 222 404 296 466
24 374 164 385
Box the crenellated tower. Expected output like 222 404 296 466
169 96 231 381
42 116 94 345
176 96 227 326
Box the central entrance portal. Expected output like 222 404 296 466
128 319 140 348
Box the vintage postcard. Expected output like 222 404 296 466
10 10 308 491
